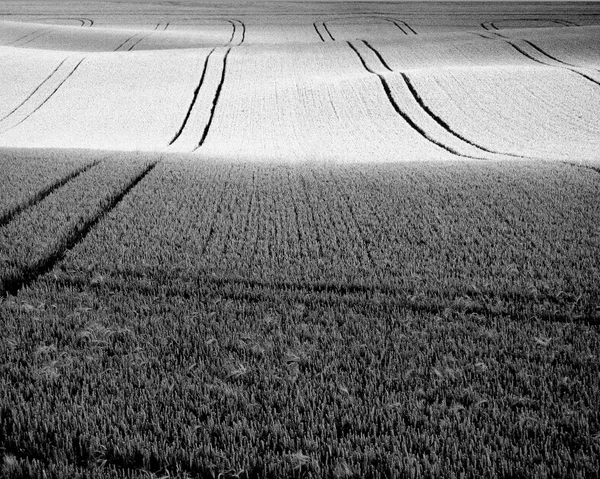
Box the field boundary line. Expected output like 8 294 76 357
169 48 217 145
194 48 232 150
0 160 100 229
1 161 159 297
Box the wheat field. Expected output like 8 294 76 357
1 1 599 478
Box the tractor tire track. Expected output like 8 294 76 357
115 27 155 51
322 22 335 41
227 19 245 46
0 57 85 134
347 41 487 160
194 48 232 150
169 48 216 145
6 28 51 47
359 40 533 160
313 22 325 42
2 161 158 297
507 39 600 88
0 161 99 229
385 18 407 35
482 18 579 31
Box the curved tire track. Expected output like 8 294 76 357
226 19 245 46
194 48 232 150
356 40 531 160
347 41 484 160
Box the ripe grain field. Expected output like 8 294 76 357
0 1 599 478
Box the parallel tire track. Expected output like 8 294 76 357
0 161 99 229
0 57 85 134
1 162 158 297
482 18 579 31
346 41 481 160
195 48 232 150
169 48 216 145
227 19 245 46
507 39 600 88
359 40 531 160
322 22 335 41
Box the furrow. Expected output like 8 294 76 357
195 48 231 150
401 21 417 34
169 49 216 145
127 30 154 51
0 160 99 229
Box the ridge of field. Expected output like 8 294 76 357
0 1 598 159
1 147 599 478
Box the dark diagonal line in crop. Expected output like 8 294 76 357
0 57 68 123
226 20 236 45
401 21 417 34
399 71 529 159
2 59 85 133
523 40 574 66
323 22 335 41
115 32 138 51
194 48 231 150
169 48 216 145
198 168 232 258
128 30 154 51
16 30 50 47
1 162 158 298
481 22 489 31
5 28 44 46
0 160 100 229
313 22 325 42
347 41 485 160
387 19 407 35
508 41 600 88
362 40 392 71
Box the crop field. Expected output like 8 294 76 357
0 1 599 478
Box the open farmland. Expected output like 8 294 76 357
1 1 600 478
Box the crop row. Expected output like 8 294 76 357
40 159 600 323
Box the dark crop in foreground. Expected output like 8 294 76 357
1 150 599 478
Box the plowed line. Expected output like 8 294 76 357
227 19 245 46
1 162 158 297
195 48 232 150
347 41 478 160
169 48 216 145
0 58 85 133
0 161 100 229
